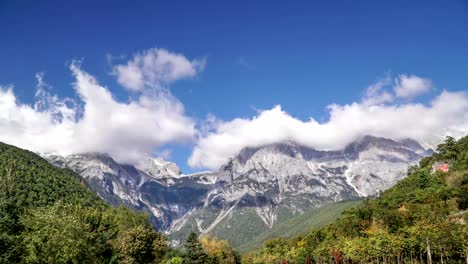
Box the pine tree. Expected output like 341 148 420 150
0 163 22 263
458 175 468 210
183 231 208 264
437 136 457 160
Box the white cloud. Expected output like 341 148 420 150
189 78 468 170
362 76 394 106
363 74 433 105
2 60 466 173
113 48 206 91
0 61 196 165
394 74 432 98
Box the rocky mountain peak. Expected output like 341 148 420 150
230 141 306 168
142 157 182 179
229 135 429 167
42 135 433 247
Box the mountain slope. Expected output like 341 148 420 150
237 200 361 253
0 142 167 264
168 136 429 247
44 152 217 230
0 142 103 209
244 135 468 263
43 135 431 249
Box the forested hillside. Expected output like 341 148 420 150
243 136 468 264
0 142 168 263
0 142 242 264
2 135 467 264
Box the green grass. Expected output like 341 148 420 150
237 200 361 253
208 207 271 249
168 200 360 253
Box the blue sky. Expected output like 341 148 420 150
1 0 468 173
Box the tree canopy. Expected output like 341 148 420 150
0 142 166 264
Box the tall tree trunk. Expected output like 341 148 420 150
426 237 432 264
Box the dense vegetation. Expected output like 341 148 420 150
2 135 467 264
0 142 169 263
0 142 242 264
243 136 468 264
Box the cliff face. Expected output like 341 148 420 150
43 135 431 246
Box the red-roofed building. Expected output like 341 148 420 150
435 163 449 173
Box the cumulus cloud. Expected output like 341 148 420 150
362 76 394 106
189 76 468 170
0 61 197 165
394 74 432 98
113 48 206 91
362 74 433 106
2 58 465 172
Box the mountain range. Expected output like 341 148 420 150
43 135 432 248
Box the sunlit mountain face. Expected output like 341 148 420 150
44 135 432 247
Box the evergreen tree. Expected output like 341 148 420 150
0 163 22 263
0 142 169 263
437 136 457 160
183 232 208 264
458 175 468 210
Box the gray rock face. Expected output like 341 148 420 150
143 157 182 179
42 135 430 245
44 152 214 229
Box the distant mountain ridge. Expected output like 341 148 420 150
244 135 468 263
43 135 432 248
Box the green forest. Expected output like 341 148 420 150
1 135 467 264
243 136 468 264
0 142 239 264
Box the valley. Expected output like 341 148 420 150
43 135 431 249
